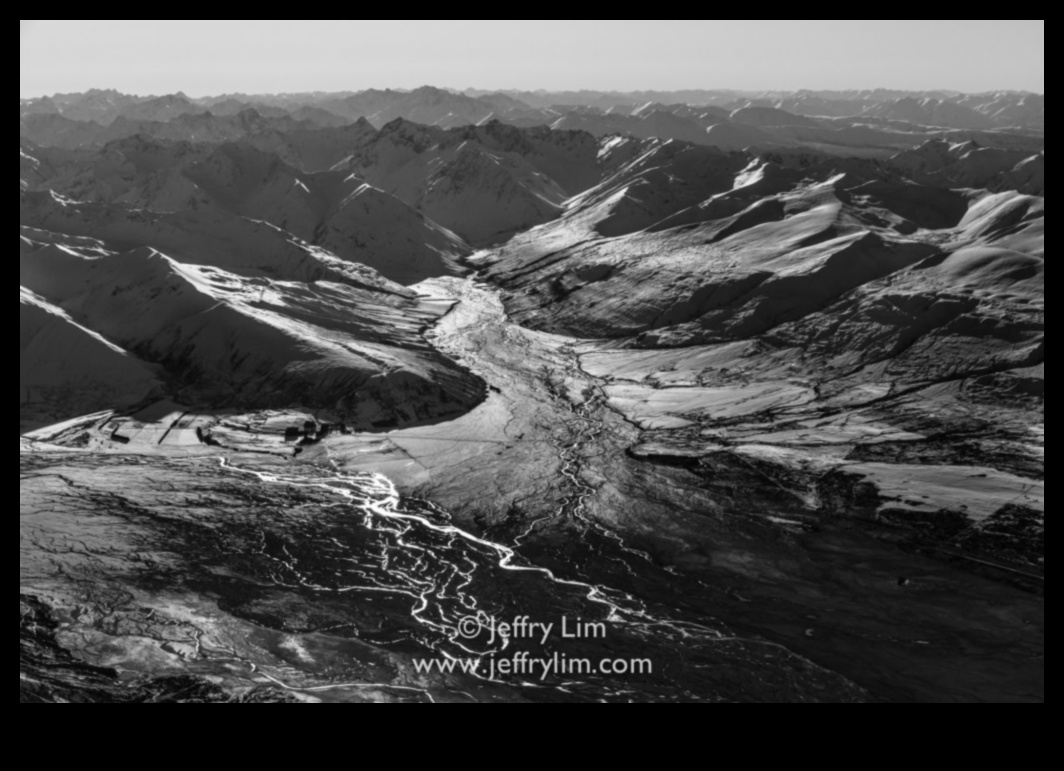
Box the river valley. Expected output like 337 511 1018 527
21 278 1043 703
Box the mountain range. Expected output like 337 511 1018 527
20 89 1044 436
22 88 1043 161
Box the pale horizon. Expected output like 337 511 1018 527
20 20 1045 99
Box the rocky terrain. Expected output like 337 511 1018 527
20 89 1044 703
19 198 485 434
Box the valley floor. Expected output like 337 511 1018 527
20 278 1044 703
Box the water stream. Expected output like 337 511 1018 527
220 456 861 702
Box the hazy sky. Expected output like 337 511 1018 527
20 19 1044 97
